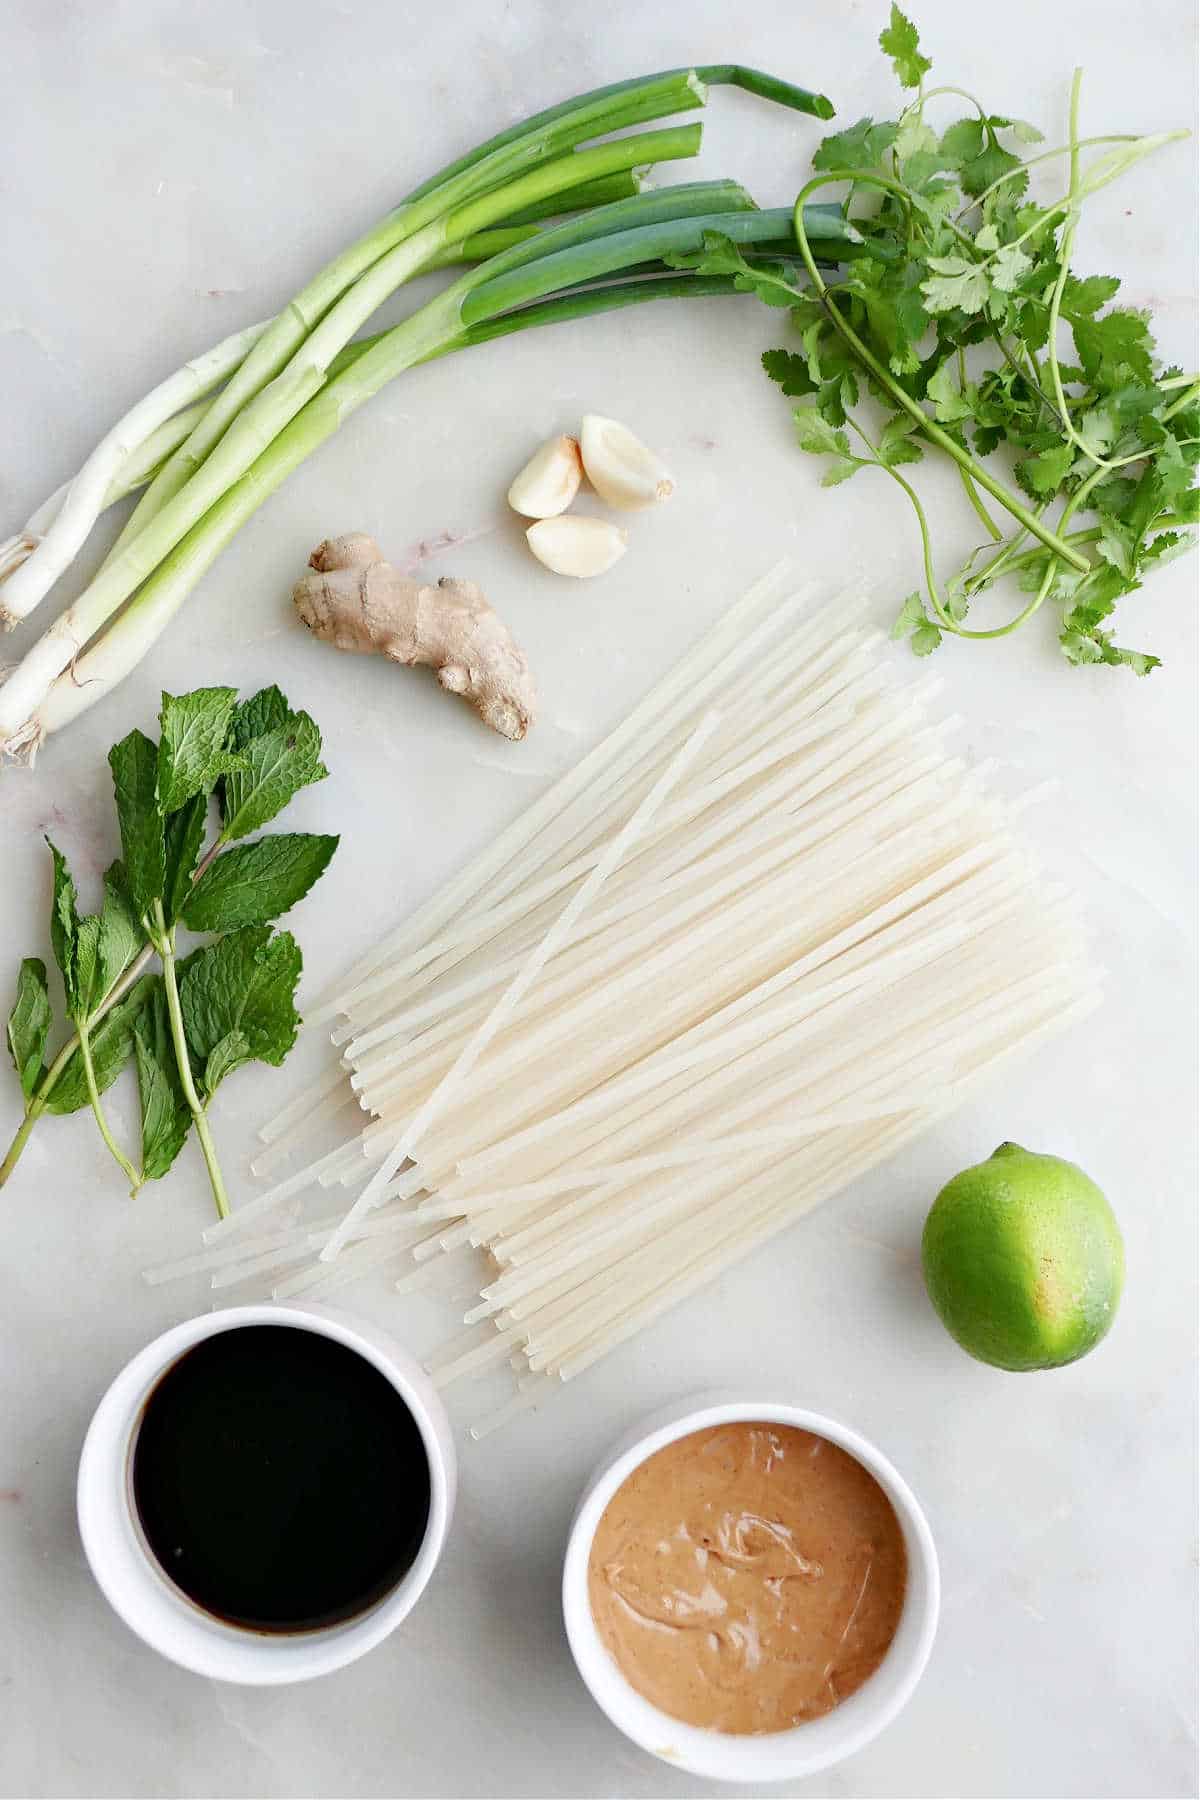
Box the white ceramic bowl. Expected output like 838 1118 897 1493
563 1395 939 1783
77 1302 456 1685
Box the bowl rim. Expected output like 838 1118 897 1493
562 1394 940 1782
77 1301 456 1685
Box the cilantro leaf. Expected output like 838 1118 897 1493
108 728 165 921
1060 274 1122 319
664 233 798 308
921 255 991 315
961 132 1024 199
1072 307 1156 388
939 118 984 167
926 357 974 422
990 243 1034 292
179 927 302 1076
180 833 339 934
891 591 943 656
812 119 899 174
762 348 816 398
792 407 863 485
879 5 931 88
1016 442 1075 496
156 687 240 814
7 959 51 1101
133 982 191 1181
876 414 923 468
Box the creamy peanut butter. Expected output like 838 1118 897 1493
588 1422 906 1734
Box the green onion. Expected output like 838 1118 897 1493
2 65 837 759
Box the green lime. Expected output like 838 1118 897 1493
920 1142 1124 1371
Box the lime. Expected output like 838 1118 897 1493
920 1142 1124 1371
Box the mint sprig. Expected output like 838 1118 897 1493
1 684 336 1216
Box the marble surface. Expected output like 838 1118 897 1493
1 2 1197 1796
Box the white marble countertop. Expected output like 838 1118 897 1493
1 2 1196 1796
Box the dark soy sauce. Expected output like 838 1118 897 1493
132 1325 431 1633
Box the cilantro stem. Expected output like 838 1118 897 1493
904 83 987 124
792 174 1091 572
963 510 1045 595
1040 74 1189 476
77 1017 142 1195
152 901 230 1222
958 467 1004 541
959 134 1141 219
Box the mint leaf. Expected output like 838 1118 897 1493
43 976 155 1116
162 794 208 926
97 863 143 1000
45 839 81 1013
220 704 328 841
203 1029 254 1100
156 687 239 814
133 982 190 1181
180 927 302 1072
7 959 51 1100
61 862 142 1022
71 917 104 1021
229 685 292 747
109 728 165 921
181 833 338 933
879 5 931 88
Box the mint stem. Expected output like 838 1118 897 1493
77 1017 142 1196
0 1034 80 1186
152 900 230 1221
0 838 224 1188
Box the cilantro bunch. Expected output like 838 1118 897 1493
674 7 1198 671
3 685 337 1217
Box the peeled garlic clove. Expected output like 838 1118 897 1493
579 414 674 510
526 516 628 578
507 434 583 518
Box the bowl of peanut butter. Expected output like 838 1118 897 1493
562 1397 939 1782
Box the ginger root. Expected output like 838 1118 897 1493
293 533 537 741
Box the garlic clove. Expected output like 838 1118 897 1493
507 434 584 518
526 516 628 578
579 414 674 510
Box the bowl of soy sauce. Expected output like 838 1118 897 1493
78 1305 456 1683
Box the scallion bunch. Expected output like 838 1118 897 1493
0 67 845 760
